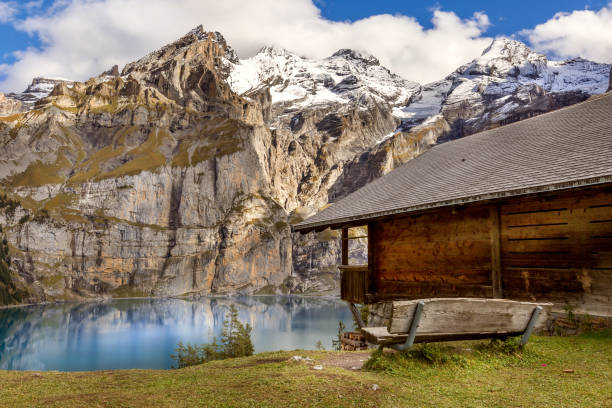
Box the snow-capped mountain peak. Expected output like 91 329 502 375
480 38 543 62
460 38 547 79
393 37 610 135
2 25 609 140
5 77 75 110
330 49 380 66
257 45 295 58
228 46 419 110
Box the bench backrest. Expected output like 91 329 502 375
389 298 550 336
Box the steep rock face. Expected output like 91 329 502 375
0 93 22 116
0 32 610 303
0 27 292 301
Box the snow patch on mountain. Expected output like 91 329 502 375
228 37 609 134
7 77 75 105
3 35 610 130
228 46 419 109
395 38 610 132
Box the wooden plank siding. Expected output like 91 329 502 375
339 265 368 304
372 205 495 300
500 187 612 307
361 185 612 312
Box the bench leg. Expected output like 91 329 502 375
390 301 425 352
349 303 365 329
520 306 542 347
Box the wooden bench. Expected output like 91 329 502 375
361 298 550 351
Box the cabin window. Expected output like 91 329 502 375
340 226 368 266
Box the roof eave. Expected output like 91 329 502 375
293 175 612 233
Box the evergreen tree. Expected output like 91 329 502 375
332 320 346 351
171 304 253 368
221 304 254 358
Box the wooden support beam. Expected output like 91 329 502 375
341 228 349 266
490 205 503 298
367 222 376 297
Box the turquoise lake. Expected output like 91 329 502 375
0 296 353 371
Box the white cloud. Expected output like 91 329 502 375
24 1 44 12
525 3 612 63
0 1 17 23
0 0 493 92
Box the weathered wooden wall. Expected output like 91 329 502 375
500 187 612 315
367 186 612 314
372 205 494 300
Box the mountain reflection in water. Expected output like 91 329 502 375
0 296 352 371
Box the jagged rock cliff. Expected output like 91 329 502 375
0 28 609 304
0 93 22 116
0 28 294 302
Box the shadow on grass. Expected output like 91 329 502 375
363 337 537 374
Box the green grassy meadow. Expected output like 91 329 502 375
0 331 610 408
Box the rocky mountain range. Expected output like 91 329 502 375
0 26 610 304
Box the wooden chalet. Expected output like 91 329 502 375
294 92 612 318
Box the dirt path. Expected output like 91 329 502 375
321 351 371 370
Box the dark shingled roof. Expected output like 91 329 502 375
295 92 612 232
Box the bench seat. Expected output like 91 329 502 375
359 298 551 350
362 327 524 345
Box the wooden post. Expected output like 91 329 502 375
490 206 503 298
367 222 376 299
341 227 348 266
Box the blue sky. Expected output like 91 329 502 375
0 0 611 92
2 0 606 65
318 0 609 33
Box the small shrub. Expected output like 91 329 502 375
362 348 394 372
315 340 325 350
364 344 468 372
0 194 21 219
171 304 254 368
332 320 345 351
274 221 288 233
171 339 223 369
33 209 50 223
475 337 522 355
403 344 467 365
18 214 30 224
563 303 576 323
580 314 594 332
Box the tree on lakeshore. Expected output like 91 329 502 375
221 304 254 358
171 304 254 368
